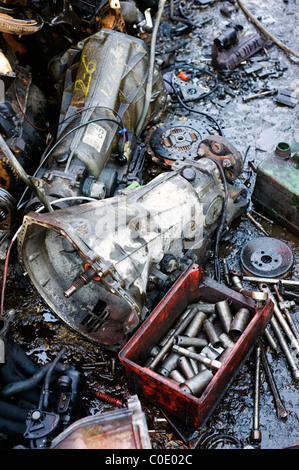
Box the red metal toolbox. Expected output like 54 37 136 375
119 264 273 429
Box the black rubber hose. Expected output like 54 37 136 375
0 363 51 399
0 416 26 437
42 347 66 410
5 337 40 376
0 399 29 422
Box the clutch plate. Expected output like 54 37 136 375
240 237 294 278
147 119 210 169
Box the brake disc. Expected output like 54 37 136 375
240 237 294 278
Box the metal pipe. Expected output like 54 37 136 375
173 345 222 371
229 308 251 341
219 332 235 349
259 284 299 356
270 316 299 383
274 284 299 340
180 369 214 397
243 276 299 287
184 311 207 337
203 319 221 348
157 351 180 377
135 0 167 136
174 336 208 348
178 356 195 379
218 347 234 363
188 347 199 375
216 300 233 334
0 134 53 212
189 303 216 314
260 345 287 419
250 340 262 443
263 327 279 354
169 369 185 384
149 307 199 371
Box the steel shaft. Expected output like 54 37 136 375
260 346 287 419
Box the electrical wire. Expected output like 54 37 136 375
209 158 229 282
135 0 167 136
163 77 224 135
16 117 126 210
14 81 127 136
167 63 219 100
33 118 125 173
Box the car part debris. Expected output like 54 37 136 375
273 284 298 340
95 390 124 407
240 237 294 278
119 263 273 429
252 142 299 236
269 314 299 383
27 28 166 209
148 128 244 182
0 56 49 227
51 395 151 449
0 7 43 35
147 119 210 169
259 283 299 358
274 89 298 108
212 24 268 73
171 67 218 103
235 0 299 60
242 89 278 103
244 211 270 236
18 151 248 348
231 272 299 288
0 333 83 447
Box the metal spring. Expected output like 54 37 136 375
96 391 124 407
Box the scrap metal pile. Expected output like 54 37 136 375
0 0 298 450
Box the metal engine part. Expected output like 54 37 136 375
147 123 244 181
211 25 268 72
51 395 151 449
18 153 248 349
240 237 294 278
147 119 211 169
0 51 48 230
29 28 166 207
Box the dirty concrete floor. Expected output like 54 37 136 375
1 0 299 450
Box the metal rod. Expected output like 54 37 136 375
173 345 222 371
260 345 287 419
270 316 299 383
274 284 299 340
0 134 53 213
245 211 270 236
250 340 262 443
148 307 199 370
259 284 299 356
243 277 299 287
263 327 279 354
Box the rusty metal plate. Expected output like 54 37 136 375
240 237 294 278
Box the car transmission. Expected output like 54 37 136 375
27 27 166 209
18 137 248 350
